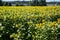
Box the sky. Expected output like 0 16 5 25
2 0 60 2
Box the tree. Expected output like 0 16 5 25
9 3 12 6
0 0 3 6
15 0 20 6
16 2 20 6
31 0 46 6
41 0 46 6
32 0 38 6
3 2 9 6
29 0 31 6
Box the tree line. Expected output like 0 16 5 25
0 0 46 6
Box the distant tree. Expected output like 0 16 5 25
41 0 46 6
3 2 9 6
16 2 20 6
0 0 3 6
31 0 46 6
29 0 32 6
9 3 12 6
15 0 20 6
31 0 38 6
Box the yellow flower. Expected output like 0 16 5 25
48 14 52 16
35 23 43 28
18 32 21 36
42 20 46 23
31 15 35 18
10 33 15 38
50 22 56 27
16 24 19 28
28 16 30 19
42 22 45 25
34 32 37 35
57 18 60 24
35 24 40 28
10 34 13 38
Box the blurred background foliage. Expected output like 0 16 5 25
0 0 46 6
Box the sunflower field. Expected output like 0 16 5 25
0 6 60 40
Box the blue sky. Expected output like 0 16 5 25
2 0 60 2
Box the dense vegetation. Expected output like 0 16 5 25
0 0 3 6
0 0 46 6
0 6 60 40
